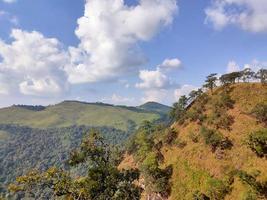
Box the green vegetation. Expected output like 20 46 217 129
138 102 171 115
200 127 224 152
8 130 142 200
126 121 173 199
247 129 267 157
238 170 267 198
0 125 132 191
251 103 267 125
203 73 218 93
0 101 161 131
1 68 267 200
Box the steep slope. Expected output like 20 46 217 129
0 101 161 131
121 83 267 200
165 83 267 200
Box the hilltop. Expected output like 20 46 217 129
138 102 171 115
120 83 267 200
0 101 164 131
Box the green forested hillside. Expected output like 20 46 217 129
138 102 171 115
0 101 165 195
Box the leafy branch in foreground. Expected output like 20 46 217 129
9 130 142 200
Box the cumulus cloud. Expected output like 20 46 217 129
136 57 182 103
0 29 69 97
159 58 182 70
205 0 267 33
174 84 197 101
227 61 240 73
136 68 174 90
227 59 267 72
0 0 179 105
66 0 178 84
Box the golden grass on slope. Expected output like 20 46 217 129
118 153 138 170
161 83 267 200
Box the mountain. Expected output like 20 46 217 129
0 101 164 131
138 101 171 115
120 83 267 200
0 101 169 190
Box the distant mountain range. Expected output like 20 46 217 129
0 101 171 131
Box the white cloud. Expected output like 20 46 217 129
141 89 168 103
136 57 182 104
1 0 16 3
227 61 240 73
66 0 178 84
102 93 135 105
159 58 182 69
205 0 267 33
136 68 174 90
174 84 197 101
0 29 69 97
0 10 19 25
226 59 267 73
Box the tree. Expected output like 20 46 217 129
255 69 267 84
203 73 217 93
9 130 142 200
170 95 188 122
241 68 255 83
220 72 242 85
251 103 267 125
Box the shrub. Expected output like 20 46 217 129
188 131 199 143
193 191 210 200
241 189 257 200
186 108 207 124
238 170 267 197
200 127 224 152
175 139 187 149
247 129 267 158
163 128 178 145
251 103 267 125
206 178 231 200
220 137 233 150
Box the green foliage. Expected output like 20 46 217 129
205 178 231 200
163 128 178 145
193 190 210 200
220 72 242 85
200 127 224 152
251 103 267 125
188 132 199 143
128 121 173 198
9 130 142 200
186 107 207 124
0 124 132 188
138 102 171 115
203 73 217 93
241 189 258 200
208 89 235 130
247 129 267 157
0 101 161 131
255 69 267 84
170 95 188 123
238 170 267 198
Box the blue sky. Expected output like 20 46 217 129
0 0 266 107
